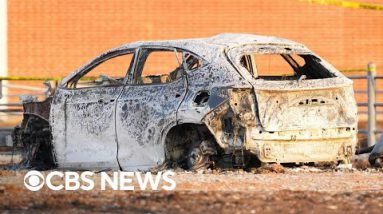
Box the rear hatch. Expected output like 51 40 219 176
252 78 357 132
227 44 358 132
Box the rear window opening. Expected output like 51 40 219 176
240 54 335 80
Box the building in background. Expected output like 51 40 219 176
0 0 6 102
7 0 383 77
3 0 383 127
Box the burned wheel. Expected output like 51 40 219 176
164 124 218 170
186 140 216 170
186 146 206 169
369 156 383 167
16 115 56 170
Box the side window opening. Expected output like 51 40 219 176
299 55 335 79
185 53 203 71
67 53 134 89
240 54 335 80
135 49 182 84
134 49 203 85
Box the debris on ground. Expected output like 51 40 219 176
256 163 285 174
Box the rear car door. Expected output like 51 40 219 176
116 47 188 170
51 50 135 169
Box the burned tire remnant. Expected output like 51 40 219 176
186 140 217 170
368 136 383 167
13 115 56 170
165 124 218 170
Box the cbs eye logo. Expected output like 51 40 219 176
24 171 45 191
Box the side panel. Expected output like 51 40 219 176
116 77 187 170
50 88 68 167
50 87 122 169
177 62 250 124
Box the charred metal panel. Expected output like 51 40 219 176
51 86 122 169
116 77 187 171
177 56 250 125
255 85 357 132
203 85 357 164
247 128 357 163
249 138 355 163
22 97 52 121
202 88 256 149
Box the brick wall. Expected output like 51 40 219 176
3 0 383 128
8 0 383 76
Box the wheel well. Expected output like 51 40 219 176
164 123 219 164
16 114 56 169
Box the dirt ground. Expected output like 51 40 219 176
1 154 383 214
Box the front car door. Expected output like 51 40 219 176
116 47 188 170
51 50 135 169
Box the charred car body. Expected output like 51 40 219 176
13 34 358 170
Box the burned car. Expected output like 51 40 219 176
13 33 358 170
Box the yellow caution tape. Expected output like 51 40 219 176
300 0 383 11
340 68 367 73
0 76 62 81
0 76 100 81
0 69 369 83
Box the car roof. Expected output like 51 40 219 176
115 33 308 60
61 34 309 85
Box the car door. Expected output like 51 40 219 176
116 47 188 170
51 50 135 169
